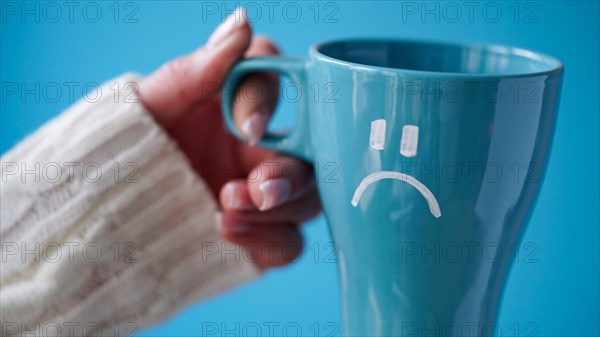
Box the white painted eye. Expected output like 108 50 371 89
400 125 419 157
369 119 386 150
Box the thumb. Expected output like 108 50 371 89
138 8 251 127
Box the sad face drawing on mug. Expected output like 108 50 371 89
351 119 442 218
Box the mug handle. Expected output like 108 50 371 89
221 57 313 162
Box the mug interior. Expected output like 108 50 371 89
316 39 561 75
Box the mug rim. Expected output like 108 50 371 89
309 38 564 79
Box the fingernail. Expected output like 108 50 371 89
223 182 255 210
214 212 251 234
207 7 246 47
241 111 269 145
224 183 242 209
258 178 292 211
214 212 224 232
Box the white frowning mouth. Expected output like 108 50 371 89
351 171 442 218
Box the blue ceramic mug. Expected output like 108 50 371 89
222 39 563 336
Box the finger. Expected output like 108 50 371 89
215 213 303 268
244 35 280 58
246 156 315 211
222 185 321 223
138 7 252 127
233 36 281 143
219 180 257 211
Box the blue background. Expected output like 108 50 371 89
1 1 598 336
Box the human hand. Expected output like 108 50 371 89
137 8 321 269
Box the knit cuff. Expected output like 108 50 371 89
0 74 260 336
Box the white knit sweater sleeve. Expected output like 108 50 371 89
0 74 260 336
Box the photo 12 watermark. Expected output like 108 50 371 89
203 79 340 105
200 320 340 337
1 321 139 337
401 320 539 337
1 1 140 23
201 1 340 24
400 1 540 24
1 161 139 184
1 241 140 264
1 80 139 104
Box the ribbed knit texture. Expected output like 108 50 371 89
0 74 260 336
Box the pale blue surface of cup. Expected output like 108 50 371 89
222 39 563 336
